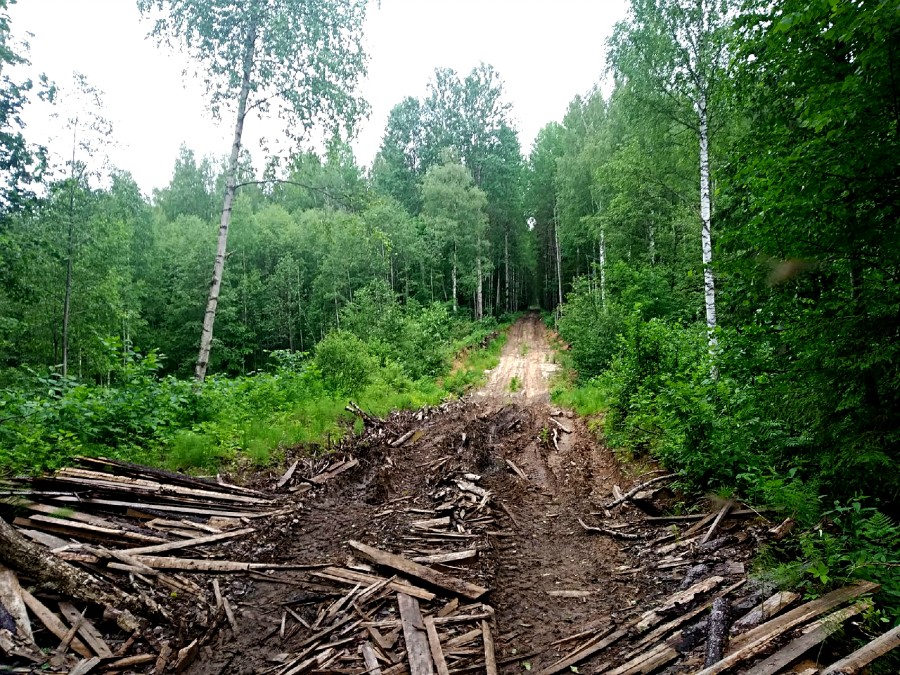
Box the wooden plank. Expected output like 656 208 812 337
410 549 477 565
0 563 33 641
745 601 869 675
820 623 900 675
696 581 880 675
313 567 436 601
635 576 724 632
482 619 498 675
604 643 678 675
123 526 254 555
534 628 628 675
700 501 734 545
397 593 434 675
276 461 299 489
129 555 300 572
361 641 384 675
424 617 450 675
19 589 91 658
48 496 272 519
732 591 800 631
58 603 113 658
349 541 488 600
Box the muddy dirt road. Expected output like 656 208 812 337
190 314 666 674
478 314 560 403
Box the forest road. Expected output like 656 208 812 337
189 315 656 675
477 312 561 403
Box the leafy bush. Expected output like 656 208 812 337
314 330 376 394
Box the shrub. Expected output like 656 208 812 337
314 330 376 394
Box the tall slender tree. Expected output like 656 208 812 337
608 0 735 354
137 0 369 380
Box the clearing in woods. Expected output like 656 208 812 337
190 313 658 673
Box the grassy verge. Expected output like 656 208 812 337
0 318 513 477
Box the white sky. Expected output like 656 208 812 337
9 0 628 196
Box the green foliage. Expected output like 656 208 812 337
314 330 376 395
508 376 521 392
761 499 900 622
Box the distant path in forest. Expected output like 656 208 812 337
478 312 561 403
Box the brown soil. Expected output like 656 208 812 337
188 314 664 674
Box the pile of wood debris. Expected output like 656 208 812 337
2 398 900 675
0 453 351 673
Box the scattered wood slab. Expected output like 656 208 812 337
349 541 488 600
482 619 498 675
424 617 450 675
276 461 299 489
57 602 112 658
605 474 676 509
696 581 880 675
0 564 33 642
700 501 734 545
534 628 628 675
745 601 870 675
505 459 528 481
397 593 434 675
19 589 91 658
732 591 800 631
820 623 900 674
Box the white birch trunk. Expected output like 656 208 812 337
475 240 483 320
698 93 717 353
195 19 258 381
451 247 458 313
599 227 607 313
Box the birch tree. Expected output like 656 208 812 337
608 0 735 354
137 0 369 380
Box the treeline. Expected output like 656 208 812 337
0 70 531 382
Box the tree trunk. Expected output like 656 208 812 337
698 94 718 355
504 230 510 313
475 240 483 320
62 220 74 378
195 18 258 381
599 227 607 313
554 218 563 319
0 518 156 626
451 247 458 313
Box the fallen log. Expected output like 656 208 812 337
704 597 731 666
0 517 155 624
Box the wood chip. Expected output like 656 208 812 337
0 563 32 642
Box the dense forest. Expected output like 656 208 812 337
1 0 899 615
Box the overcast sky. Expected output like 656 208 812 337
9 0 628 195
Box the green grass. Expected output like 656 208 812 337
509 376 522 392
